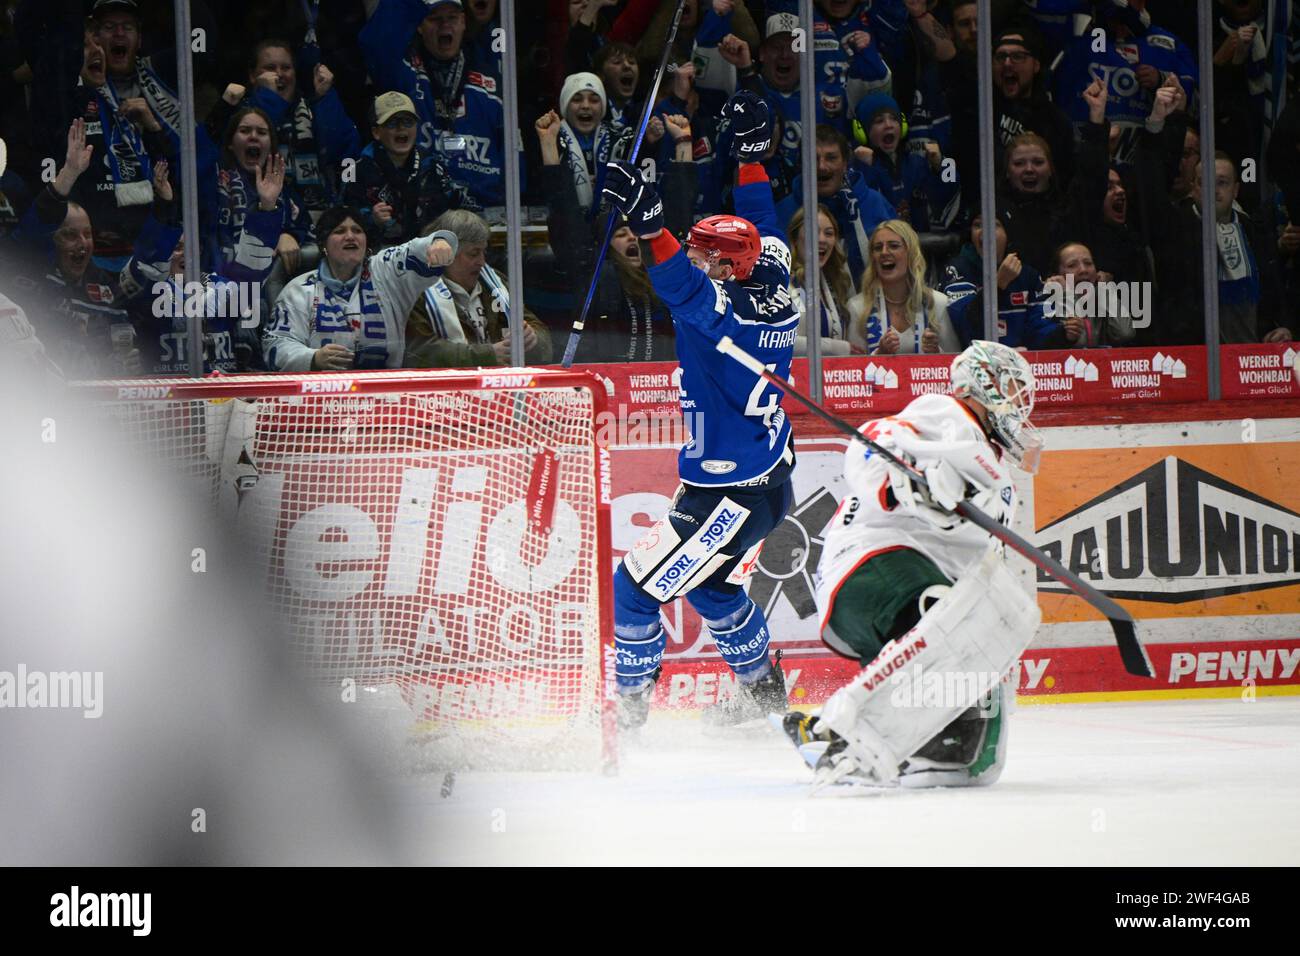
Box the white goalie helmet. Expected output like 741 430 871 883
950 340 1044 473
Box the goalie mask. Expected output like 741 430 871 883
950 341 1044 474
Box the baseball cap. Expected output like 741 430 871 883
426 0 463 10
993 28 1043 61
765 13 799 40
373 92 418 126
91 0 140 16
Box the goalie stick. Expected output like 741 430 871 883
560 0 690 368
716 335 1156 679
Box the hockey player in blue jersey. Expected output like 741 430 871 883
601 91 799 730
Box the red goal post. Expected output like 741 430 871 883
76 368 618 772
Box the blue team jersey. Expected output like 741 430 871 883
1055 26 1197 167
360 0 512 210
646 171 798 486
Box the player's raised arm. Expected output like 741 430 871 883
601 161 717 328
722 91 783 243
603 162 767 337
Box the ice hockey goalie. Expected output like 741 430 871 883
779 341 1045 789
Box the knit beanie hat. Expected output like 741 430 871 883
559 72 608 123
854 92 902 129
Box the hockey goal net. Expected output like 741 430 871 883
76 369 616 771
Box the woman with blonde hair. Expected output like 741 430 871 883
788 204 858 356
848 219 961 355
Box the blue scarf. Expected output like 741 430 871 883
1216 211 1262 307
313 259 392 368
97 56 186 206
558 120 613 215
94 85 153 207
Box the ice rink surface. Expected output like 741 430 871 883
401 697 1300 866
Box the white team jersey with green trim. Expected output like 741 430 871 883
814 394 1018 631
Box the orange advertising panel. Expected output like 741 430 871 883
1033 442 1300 623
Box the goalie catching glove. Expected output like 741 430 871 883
882 427 1014 530
723 90 772 160
602 161 664 236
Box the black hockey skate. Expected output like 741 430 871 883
772 711 879 788
775 710 840 767
776 710 829 748
701 651 788 726
616 667 660 732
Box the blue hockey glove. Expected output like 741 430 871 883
724 91 772 160
601 161 664 236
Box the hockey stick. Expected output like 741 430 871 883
559 0 690 368
716 336 1156 679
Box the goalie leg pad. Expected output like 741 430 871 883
818 545 1041 784
821 546 951 663
899 683 1011 788
686 587 772 682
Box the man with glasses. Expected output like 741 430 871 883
952 28 1076 197
344 92 463 249
59 0 220 271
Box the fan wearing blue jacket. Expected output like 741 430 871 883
359 0 511 211
239 39 362 216
1053 0 1197 169
940 212 1067 350
777 124 895 285
765 0 901 103
600 92 799 732
703 12 879 176
851 92 959 234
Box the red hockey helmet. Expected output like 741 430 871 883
685 215 762 280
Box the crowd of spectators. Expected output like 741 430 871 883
0 0 1296 379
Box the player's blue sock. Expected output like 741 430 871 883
688 590 772 684
614 565 666 693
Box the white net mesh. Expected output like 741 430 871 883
81 371 613 771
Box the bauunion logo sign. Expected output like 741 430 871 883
1035 456 1300 603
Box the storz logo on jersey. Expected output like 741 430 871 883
652 553 700 597
698 506 743 550
461 135 494 165
701 460 737 475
